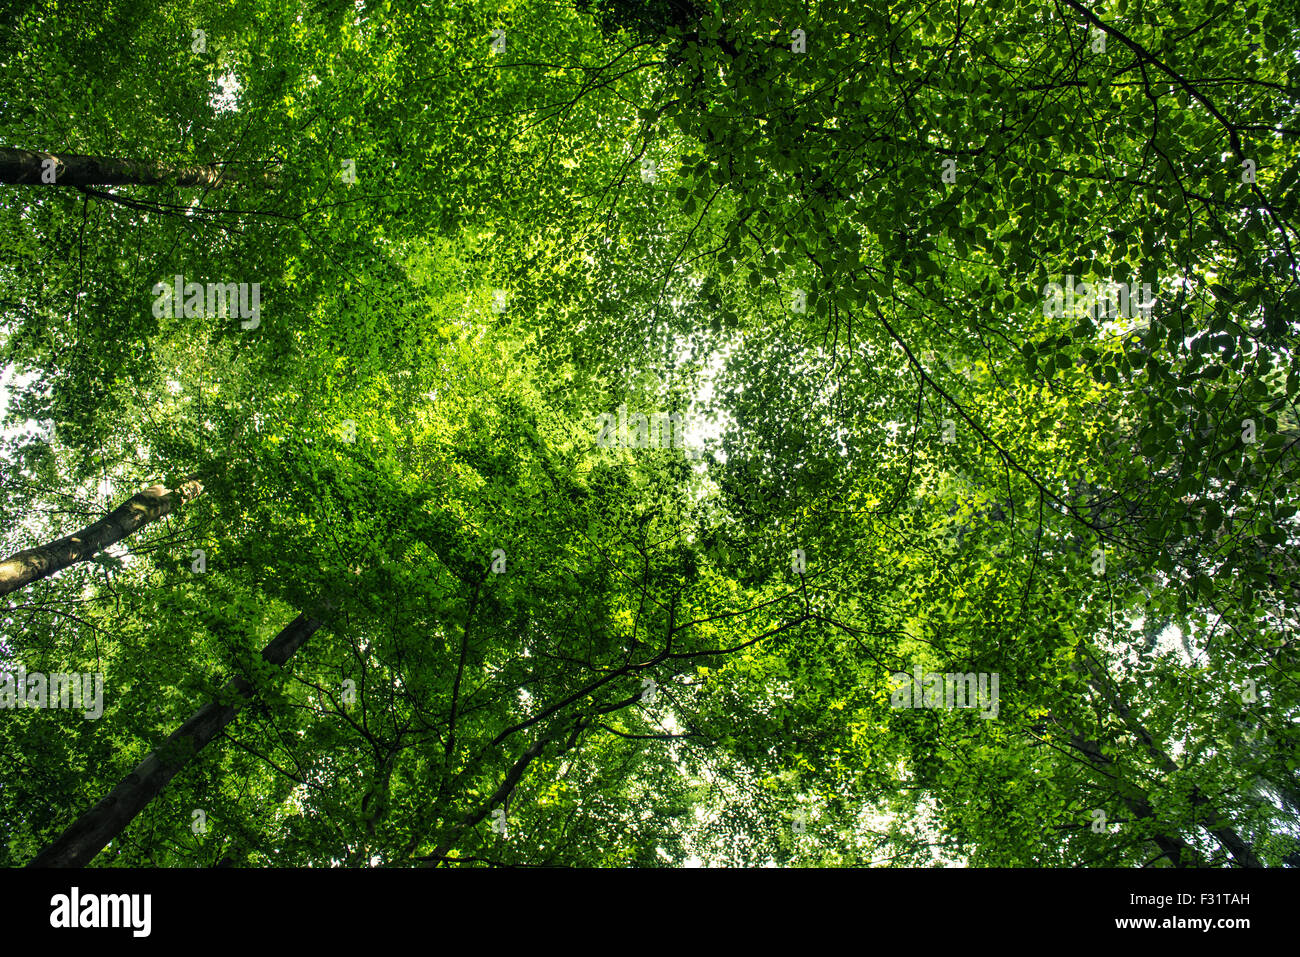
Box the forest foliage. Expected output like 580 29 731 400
0 0 1298 867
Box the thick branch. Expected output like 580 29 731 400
0 475 203 600
0 147 276 187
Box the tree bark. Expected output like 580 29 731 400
0 475 202 600
419 736 548 866
27 613 321 868
1069 734 1201 867
1080 655 1264 868
0 147 274 187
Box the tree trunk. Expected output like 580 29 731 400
0 475 202 600
1069 734 1201 866
419 736 549 866
1080 655 1264 868
27 613 321 868
0 148 274 187
1076 650 1268 868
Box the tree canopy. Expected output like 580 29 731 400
1 0 1298 868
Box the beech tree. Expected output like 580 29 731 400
29 613 321 868
1 0 1296 868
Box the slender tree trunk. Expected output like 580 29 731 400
28 613 321 868
413 716 586 865
1070 735 1201 867
0 147 274 187
419 736 548 866
1081 655 1264 868
0 475 202 600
